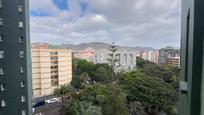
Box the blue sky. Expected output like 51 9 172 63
30 0 181 48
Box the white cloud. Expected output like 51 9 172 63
30 0 181 48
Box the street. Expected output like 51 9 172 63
34 102 62 115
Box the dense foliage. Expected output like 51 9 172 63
56 57 179 115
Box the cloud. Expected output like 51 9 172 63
30 0 181 48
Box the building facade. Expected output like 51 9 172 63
73 47 95 63
32 47 72 98
180 0 204 115
140 50 159 64
158 47 180 65
0 0 32 115
167 56 180 67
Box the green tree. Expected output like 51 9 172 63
101 84 129 115
71 75 81 89
54 85 74 102
119 71 178 114
79 72 91 83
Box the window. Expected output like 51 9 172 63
18 5 23 12
20 67 24 73
19 21 23 28
19 37 23 43
1 100 6 107
22 110 26 115
20 51 24 58
0 68 4 75
0 1 2 8
0 51 4 58
21 96 25 102
21 81 25 88
0 18 2 26
1 84 5 91
0 35 3 42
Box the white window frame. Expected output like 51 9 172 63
19 37 23 43
1 100 6 107
0 18 3 26
0 35 3 42
19 21 23 28
22 110 26 115
1 84 5 91
0 1 2 8
21 81 25 88
20 67 24 73
21 96 25 102
20 51 24 58
0 68 4 75
18 5 23 12
0 51 4 59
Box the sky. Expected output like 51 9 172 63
30 0 181 49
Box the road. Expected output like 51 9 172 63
34 102 62 115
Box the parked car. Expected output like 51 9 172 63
45 97 60 104
33 101 45 108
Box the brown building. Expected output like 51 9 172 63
167 56 180 67
32 46 72 98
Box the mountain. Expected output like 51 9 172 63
61 42 155 51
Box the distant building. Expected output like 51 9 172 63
32 46 72 98
167 56 180 67
73 47 137 71
158 47 180 65
94 48 137 70
140 50 159 64
73 47 95 63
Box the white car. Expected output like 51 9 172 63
45 97 60 104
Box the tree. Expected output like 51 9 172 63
54 85 74 102
79 72 91 83
101 84 129 115
119 71 178 114
107 41 120 82
71 75 81 89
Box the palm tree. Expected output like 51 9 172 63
54 84 74 102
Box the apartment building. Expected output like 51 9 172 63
167 56 180 67
73 47 95 63
158 47 180 65
0 0 33 115
32 46 72 98
140 50 159 64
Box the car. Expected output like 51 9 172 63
45 97 60 104
33 101 45 108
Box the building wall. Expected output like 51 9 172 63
32 48 72 98
0 0 33 114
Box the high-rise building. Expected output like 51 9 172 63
158 47 180 65
0 0 32 115
167 56 180 67
140 50 159 64
32 46 72 98
180 0 204 115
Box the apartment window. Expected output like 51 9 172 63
0 68 4 75
22 110 26 115
0 1 2 8
18 5 23 12
0 18 2 26
0 51 4 58
1 84 5 91
19 21 23 28
21 96 25 102
1 100 6 107
0 35 3 42
20 67 24 73
21 81 25 88
20 51 24 58
19 37 23 43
